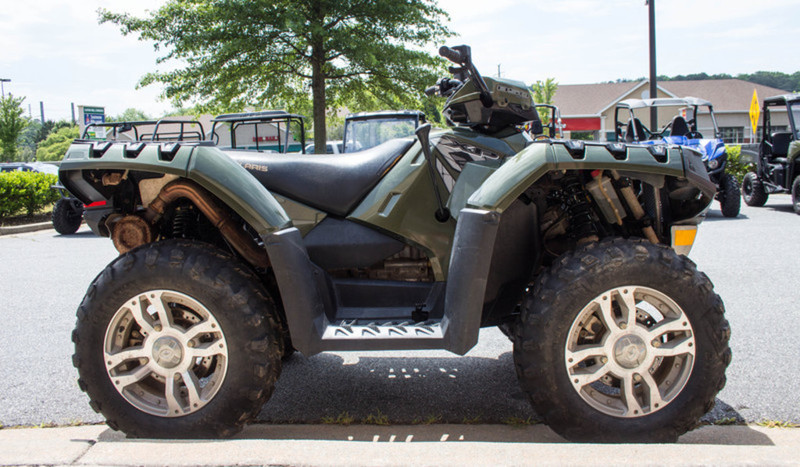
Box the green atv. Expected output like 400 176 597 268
61 45 730 442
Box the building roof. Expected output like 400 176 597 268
659 80 788 112
552 79 789 116
552 81 649 116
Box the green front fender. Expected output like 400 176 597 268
59 142 291 236
467 142 687 212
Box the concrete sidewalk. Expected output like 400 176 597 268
1 424 798 466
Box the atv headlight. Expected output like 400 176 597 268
707 158 720 170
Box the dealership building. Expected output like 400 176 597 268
552 79 790 144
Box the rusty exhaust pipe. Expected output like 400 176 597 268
141 180 270 269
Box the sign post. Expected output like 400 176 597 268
78 105 106 140
749 89 760 143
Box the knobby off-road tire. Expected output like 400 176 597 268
742 172 768 207
513 238 731 443
72 239 282 438
52 198 82 235
719 173 741 218
791 176 800 215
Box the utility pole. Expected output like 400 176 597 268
40 101 45 123
71 103 76 125
497 64 502 78
0 78 9 98
647 0 657 129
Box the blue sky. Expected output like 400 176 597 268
1 0 798 121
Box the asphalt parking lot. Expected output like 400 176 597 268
0 195 798 429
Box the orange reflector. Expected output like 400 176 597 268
673 228 697 246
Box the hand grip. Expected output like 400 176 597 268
439 46 464 64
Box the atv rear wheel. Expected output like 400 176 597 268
719 173 741 218
72 240 282 438
513 238 730 443
742 172 768 207
791 176 800 215
52 197 83 235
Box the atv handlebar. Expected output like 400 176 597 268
436 44 494 108
439 46 465 64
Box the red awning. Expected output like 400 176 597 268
562 117 601 131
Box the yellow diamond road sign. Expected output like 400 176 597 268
749 89 760 137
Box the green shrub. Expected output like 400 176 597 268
725 145 754 183
0 171 60 218
36 126 79 162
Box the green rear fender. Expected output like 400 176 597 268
59 142 291 236
188 146 291 235
468 142 689 212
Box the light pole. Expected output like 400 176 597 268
647 0 657 129
0 78 9 98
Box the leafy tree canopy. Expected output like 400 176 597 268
100 0 452 152
530 78 558 124
607 71 800 92
108 108 153 122
0 94 29 162
35 125 79 162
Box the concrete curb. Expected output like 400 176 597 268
0 424 798 466
0 221 54 236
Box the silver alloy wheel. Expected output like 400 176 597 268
103 290 229 417
564 286 695 418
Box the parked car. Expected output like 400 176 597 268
304 140 343 154
615 97 740 217
740 93 800 213
342 110 425 153
0 162 59 174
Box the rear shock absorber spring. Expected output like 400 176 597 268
562 175 599 243
171 206 194 238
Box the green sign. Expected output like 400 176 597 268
84 106 105 114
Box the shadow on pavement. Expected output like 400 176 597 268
91 353 773 446
52 230 96 238
257 351 536 425
702 210 749 222
764 203 796 214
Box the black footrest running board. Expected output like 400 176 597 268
322 320 443 340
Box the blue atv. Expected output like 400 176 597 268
615 97 740 218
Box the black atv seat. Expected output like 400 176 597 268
670 116 690 137
771 132 792 157
228 138 414 217
625 118 647 142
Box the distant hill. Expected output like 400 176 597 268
659 72 799 93
606 71 800 92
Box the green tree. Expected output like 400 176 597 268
100 0 451 153
530 78 558 131
108 108 153 122
0 94 29 161
15 120 72 161
35 125 79 161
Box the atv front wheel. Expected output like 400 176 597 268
719 173 741 218
742 172 768 207
72 240 282 438
791 176 800 215
513 239 730 443
52 197 83 235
